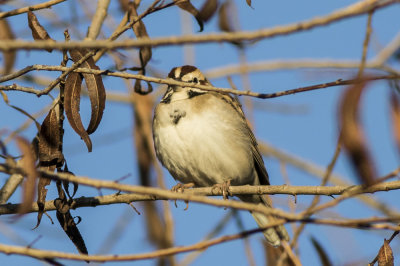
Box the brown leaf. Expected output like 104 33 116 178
65 72 93 152
198 0 218 22
34 174 52 229
339 82 376 185
246 0 252 8
378 239 394 266
0 17 16 75
27 11 54 52
218 1 243 47
55 181 88 256
16 136 38 215
390 91 400 154
39 108 64 165
69 49 106 136
175 0 204 32
310 236 333 266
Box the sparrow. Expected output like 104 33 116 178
152 65 289 246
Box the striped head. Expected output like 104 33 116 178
161 65 211 103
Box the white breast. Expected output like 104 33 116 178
153 92 255 187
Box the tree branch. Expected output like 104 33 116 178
0 0 66 19
0 0 396 52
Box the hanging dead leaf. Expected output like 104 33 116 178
198 0 218 22
390 91 400 154
35 107 64 227
377 239 394 266
339 81 376 186
16 136 38 215
246 0 252 8
65 72 92 152
61 163 78 200
0 17 16 75
55 181 88 256
310 236 333 266
34 174 52 229
27 11 54 52
175 0 204 32
218 1 243 47
69 49 106 134
39 108 64 165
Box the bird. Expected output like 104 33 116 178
152 65 289 246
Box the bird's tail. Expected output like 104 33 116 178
240 194 289 246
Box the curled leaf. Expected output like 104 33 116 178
69 49 106 136
39 108 64 166
60 163 78 200
390 90 400 154
27 11 54 52
339 81 376 185
377 239 394 266
175 0 204 32
0 17 16 75
198 0 218 22
35 107 64 227
34 175 52 229
55 181 88 256
16 136 38 216
65 72 92 152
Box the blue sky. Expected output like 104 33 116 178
1 0 400 265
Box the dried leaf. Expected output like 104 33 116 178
175 0 204 32
218 1 243 47
34 174 52 229
16 136 38 215
64 72 92 152
35 107 64 227
69 49 106 136
310 236 333 266
61 163 78 199
198 0 218 22
55 182 88 256
0 17 16 75
27 11 54 52
378 239 394 266
390 91 400 154
339 82 376 185
39 108 64 166
246 0 252 8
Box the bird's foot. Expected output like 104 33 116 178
171 182 194 210
212 180 231 200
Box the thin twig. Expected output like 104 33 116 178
0 0 66 19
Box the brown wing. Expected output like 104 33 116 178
218 92 270 186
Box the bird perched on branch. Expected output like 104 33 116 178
152 65 289 246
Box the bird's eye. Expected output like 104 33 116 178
192 77 198 83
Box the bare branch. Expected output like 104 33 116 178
0 0 66 19
0 0 396 52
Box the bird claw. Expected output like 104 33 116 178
171 183 194 210
212 180 231 200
